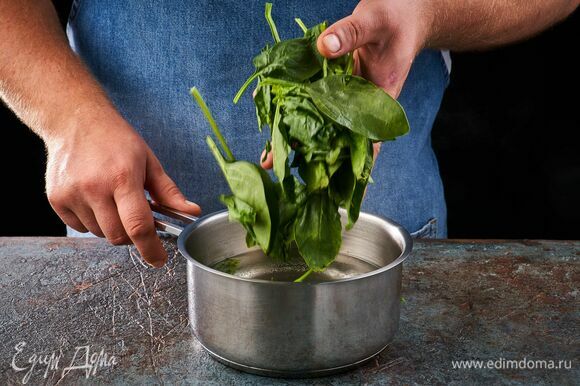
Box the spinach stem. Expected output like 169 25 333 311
191 87 235 162
206 136 227 173
294 18 308 33
265 3 281 43
346 53 354 75
260 77 301 88
233 72 260 104
294 268 314 283
323 58 328 77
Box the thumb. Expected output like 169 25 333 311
145 152 202 216
317 12 385 58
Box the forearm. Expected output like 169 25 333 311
425 0 578 50
0 0 116 143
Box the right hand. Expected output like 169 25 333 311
45 111 201 267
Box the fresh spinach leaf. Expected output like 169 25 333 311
299 161 329 193
234 38 321 103
305 75 410 141
346 140 374 229
349 131 368 179
271 102 290 182
254 83 272 130
221 194 257 225
212 258 240 275
329 159 356 207
206 136 279 251
268 175 306 260
294 190 342 271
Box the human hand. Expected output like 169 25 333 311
262 0 426 167
45 110 201 267
317 0 431 99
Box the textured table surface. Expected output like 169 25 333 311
0 237 578 385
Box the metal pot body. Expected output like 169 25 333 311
173 210 411 377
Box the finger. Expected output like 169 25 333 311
114 185 167 267
317 8 387 58
69 204 105 237
145 151 201 216
372 142 382 161
92 198 131 245
260 149 273 169
55 207 88 233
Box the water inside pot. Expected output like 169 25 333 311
210 248 381 283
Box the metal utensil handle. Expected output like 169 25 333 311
149 201 198 237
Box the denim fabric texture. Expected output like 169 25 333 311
66 0 448 238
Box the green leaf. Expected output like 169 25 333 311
294 190 342 271
272 102 289 182
220 195 257 247
329 159 356 207
254 83 272 130
327 158 344 179
234 39 321 103
349 132 368 179
303 22 327 41
327 53 354 76
282 96 325 147
346 141 374 229
305 75 410 141
246 232 257 248
299 161 329 192
254 39 321 81
213 258 240 275
206 136 279 251
347 181 366 230
325 146 342 166
221 195 257 225
286 115 321 146
303 22 327 68
267 176 306 260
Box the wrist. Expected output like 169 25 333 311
43 96 128 149
412 0 438 51
390 0 438 58
417 0 443 49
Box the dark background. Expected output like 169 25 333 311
1 3 578 239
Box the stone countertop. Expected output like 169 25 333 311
0 238 578 385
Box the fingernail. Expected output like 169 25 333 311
147 257 166 269
185 200 198 207
323 34 341 53
186 200 201 214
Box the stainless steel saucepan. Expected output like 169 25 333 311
151 202 412 378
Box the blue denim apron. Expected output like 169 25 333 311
66 0 449 238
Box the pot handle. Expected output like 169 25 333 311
149 201 198 237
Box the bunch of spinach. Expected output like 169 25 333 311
192 3 409 281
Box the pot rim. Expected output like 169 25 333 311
177 209 412 286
